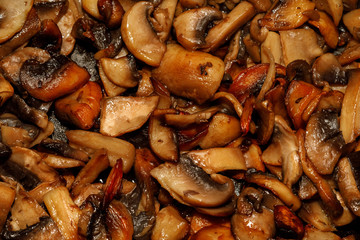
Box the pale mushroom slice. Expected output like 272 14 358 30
202 1 256 52
150 155 235 208
152 0 178 42
100 96 159 137
58 2 77 56
343 9 360 41
98 63 127 97
261 31 283 65
121 1 166 66
152 44 224 104
0 182 15 232
0 0 34 44
280 29 323 66
313 0 343 26
186 147 247 174
82 0 103 20
99 56 139 88
66 130 135 172
173 7 223 50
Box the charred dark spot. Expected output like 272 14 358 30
199 62 213 76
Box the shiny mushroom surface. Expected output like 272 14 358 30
0 0 360 239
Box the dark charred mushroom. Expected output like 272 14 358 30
312 53 347 87
33 0 67 23
29 19 62 51
150 154 235 208
20 55 90 102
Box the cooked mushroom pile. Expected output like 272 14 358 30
1 0 360 239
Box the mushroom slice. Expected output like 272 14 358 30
9 190 48 231
332 190 356 227
0 47 50 86
99 63 127 97
305 111 345 175
82 0 103 21
121 1 166 67
261 31 283 64
34 0 67 23
274 205 304 239
0 8 41 59
191 225 234 240
55 81 102 130
152 0 178 42
173 7 222 50
58 3 77 56
340 70 360 144
0 74 14 107
343 9 360 41
152 43 224 104
97 0 124 29
280 29 323 66
99 56 139 88
150 155 235 208
203 1 255 52
308 11 339 49
41 154 85 169
151 206 189 240
195 198 236 217
100 96 159 137
199 113 242 149
149 110 178 162
44 186 82 240
313 0 343 26
259 0 314 31
303 225 341 240
106 200 134 240
186 147 246 174
311 53 346 87
66 130 135 172
20 55 90 102
245 171 302 211
0 0 34 44
0 182 15 232
298 200 336 231
231 207 276 240
250 13 268 43
336 154 360 217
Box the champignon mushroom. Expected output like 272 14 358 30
343 9 360 41
20 55 90 102
312 53 346 87
152 43 225 104
0 0 34 44
121 1 166 67
173 7 222 50
150 154 235 208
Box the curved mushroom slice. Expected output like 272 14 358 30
151 206 189 240
195 198 236 217
202 1 255 52
121 1 166 67
332 190 356 227
280 29 323 66
231 207 276 240
261 31 283 65
186 147 246 174
308 11 339 49
152 43 224 104
305 111 344 175
191 225 234 240
150 155 235 208
173 7 222 50
66 130 135 173
152 0 178 42
34 0 67 23
58 3 77 56
247 0 271 12
149 110 178 162
336 155 360 217
313 0 343 26
0 75 14 107
99 63 127 97
55 81 102 130
250 13 268 43
0 182 15 232
298 175 318 200
340 70 360 144
274 205 304 239
97 0 124 29
100 96 159 137
312 53 346 87
99 56 139 88
303 225 341 240
82 0 103 21
0 8 41 59
259 0 314 31
198 113 242 149
298 200 336 231
0 47 50 86
343 9 360 41
20 55 90 102
0 0 34 44
106 200 134 240
245 171 302 211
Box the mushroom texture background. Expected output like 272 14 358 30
1 0 360 239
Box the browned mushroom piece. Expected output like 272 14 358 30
274 205 304 239
20 55 90 102
0 75 14 107
298 200 336 231
82 0 104 20
202 1 256 52
191 225 234 240
29 19 62 51
250 13 268 43
303 225 341 240
0 8 41 59
336 153 360 217
0 0 34 44
343 9 360 41
55 81 102 130
39 138 89 161
308 11 339 49
312 53 346 87
121 1 166 67
313 0 343 26
254 100 275 145
259 0 315 31
298 175 318 200
106 200 134 240
97 0 124 29
0 182 15 232
152 43 224 104
173 7 222 51
150 154 235 208
151 0 178 42
305 111 345 175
